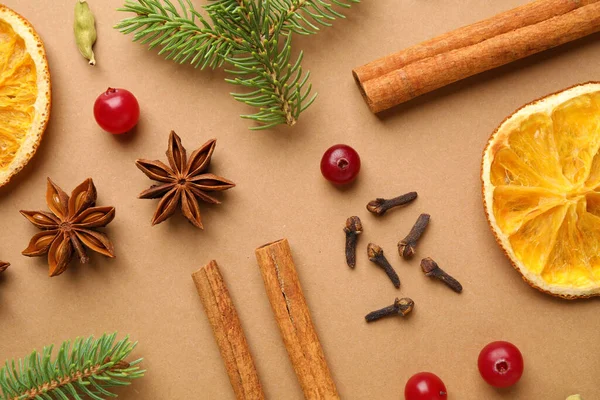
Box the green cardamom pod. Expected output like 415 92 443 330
74 0 97 66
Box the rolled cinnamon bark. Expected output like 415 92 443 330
353 0 600 113
255 239 339 400
192 261 265 400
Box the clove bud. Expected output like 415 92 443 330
398 213 430 259
368 243 401 289
420 257 463 293
366 192 417 216
74 0 97 66
365 297 414 322
344 216 362 268
0 261 8 273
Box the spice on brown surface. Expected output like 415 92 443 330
136 131 235 229
74 0 97 66
0 261 9 273
367 192 417 216
344 216 362 268
365 297 414 323
255 239 340 399
368 243 401 289
20 178 115 277
398 213 430 259
421 257 463 293
353 0 600 113
192 261 265 400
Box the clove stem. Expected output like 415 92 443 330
398 213 430 259
368 243 401 288
367 192 418 216
365 297 414 322
420 257 463 293
344 216 362 268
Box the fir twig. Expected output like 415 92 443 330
115 0 359 130
0 333 144 400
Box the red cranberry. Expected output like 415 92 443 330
320 144 361 185
478 341 524 388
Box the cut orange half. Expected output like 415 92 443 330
0 5 50 187
482 82 600 299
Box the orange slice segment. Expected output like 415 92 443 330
508 204 568 276
507 112 570 188
585 192 600 217
482 83 600 298
0 5 50 187
492 186 564 235
577 207 600 283
551 92 600 185
584 150 600 190
490 147 558 189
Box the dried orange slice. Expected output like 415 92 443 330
482 82 600 299
0 5 50 187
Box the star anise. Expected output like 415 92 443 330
136 130 235 229
20 178 116 277
0 261 9 273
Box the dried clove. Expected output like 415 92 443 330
367 243 401 288
365 297 414 322
420 257 463 293
344 216 362 268
0 261 8 273
398 213 430 259
366 191 418 216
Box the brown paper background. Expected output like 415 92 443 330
1 0 599 399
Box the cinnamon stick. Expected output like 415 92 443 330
353 0 600 113
192 261 265 400
255 239 339 400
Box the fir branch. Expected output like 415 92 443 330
0 333 144 400
115 0 358 130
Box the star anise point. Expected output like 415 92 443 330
0 261 9 273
